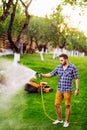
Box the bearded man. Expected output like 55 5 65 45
40 53 79 127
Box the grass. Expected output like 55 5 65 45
0 53 87 130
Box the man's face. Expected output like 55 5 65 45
59 57 67 66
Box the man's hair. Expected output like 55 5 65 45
59 53 68 59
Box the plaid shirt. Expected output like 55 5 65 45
50 63 78 92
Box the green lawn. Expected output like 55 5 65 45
0 54 87 130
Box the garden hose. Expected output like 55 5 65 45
40 79 55 121
36 72 55 121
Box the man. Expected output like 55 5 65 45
40 53 79 127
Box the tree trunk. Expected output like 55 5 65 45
15 0 31 53
0 0 13 22
35 39 39 49
7 0 19 53
7 0 31 53
29 36 33 49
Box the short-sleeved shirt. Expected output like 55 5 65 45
50 63 78 92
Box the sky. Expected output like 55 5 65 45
28 0 87 36
62 4 87 36
29 0 61 16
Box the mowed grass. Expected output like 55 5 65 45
0 53 87 130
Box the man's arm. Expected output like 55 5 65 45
40 73 52 78
75 78 79 96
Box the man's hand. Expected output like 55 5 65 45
39 73 43 78
75 89 79 96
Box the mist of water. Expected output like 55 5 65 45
0 59 36 100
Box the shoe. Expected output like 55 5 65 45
52 120 63 124
63 122 69 127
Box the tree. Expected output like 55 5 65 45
0 0 13 22
66 28 87 53
28 16 42 50
0 0 32 53
28 16 51 51
48 5 68 48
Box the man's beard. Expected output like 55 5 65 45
62 61 67 66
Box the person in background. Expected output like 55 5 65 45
40 53 79 127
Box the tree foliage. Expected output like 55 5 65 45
0 0 87 54
0 0 32 53
0 0 13 22
63 0 87 6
